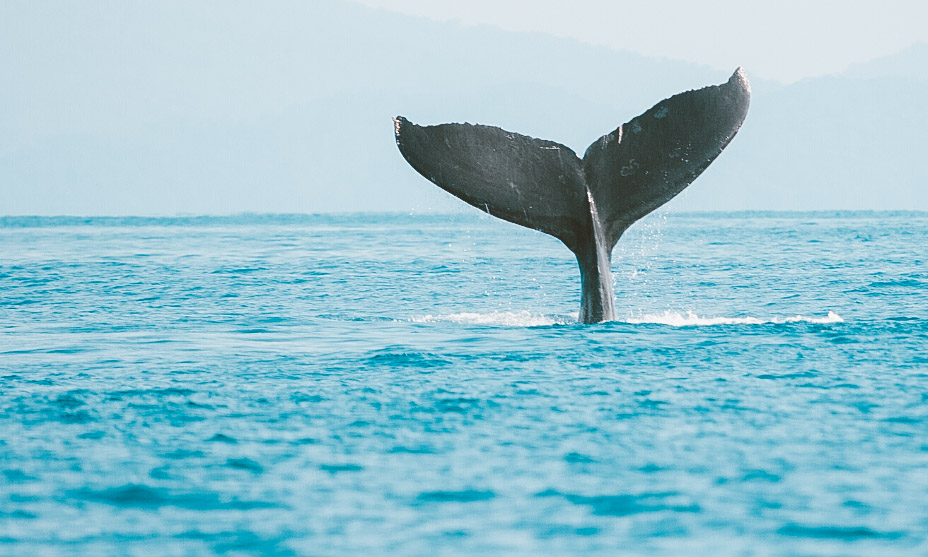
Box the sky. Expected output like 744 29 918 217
1 0 925 215
350 0 928 83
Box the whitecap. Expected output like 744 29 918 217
410 310 844 327
622 310 843 327
410 311 569 327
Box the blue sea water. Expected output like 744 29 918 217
2 211 927 556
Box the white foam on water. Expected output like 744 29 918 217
410 311 568 327
411 310 844 327
622 310 844 327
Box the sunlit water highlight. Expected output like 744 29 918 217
2 211 927 555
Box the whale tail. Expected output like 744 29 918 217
393 68 751 323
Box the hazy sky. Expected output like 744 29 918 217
351 0 928 83
2 0 925 215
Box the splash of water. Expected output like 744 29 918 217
410 311 567 327
410 311 844 327
623 310 844 327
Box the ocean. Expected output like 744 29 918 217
2 211 927 555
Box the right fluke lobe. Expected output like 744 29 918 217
393 69 751 323
583 67 751 247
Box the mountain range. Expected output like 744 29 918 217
1 0 925 214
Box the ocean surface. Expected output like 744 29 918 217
2 211 927 556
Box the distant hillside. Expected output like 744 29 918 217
692 72 927 210
841 43 928 81
1 1 925 214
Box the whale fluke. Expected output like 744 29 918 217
394 68 751 323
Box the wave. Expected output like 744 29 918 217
622 310 844 326
411 310 843 327
410 311 569 327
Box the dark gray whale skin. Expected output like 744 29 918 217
394 68 751 323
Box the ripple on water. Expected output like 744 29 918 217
433 397 482 413
107 387 197 401
176 530 294 555
319 464 363 473
416 490 496 503
363 349 452 368
207 434 238 444
778 524 902 540
3 470 36 483
226 458 263 473
537 490 701 517
67 484 282 511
